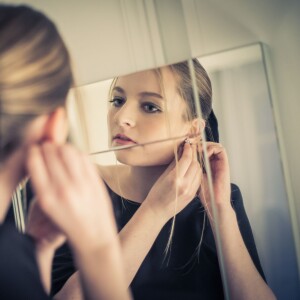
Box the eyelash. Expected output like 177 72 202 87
109 97 124 107
109 97 161 114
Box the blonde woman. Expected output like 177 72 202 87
0 5 130 300
53 61 276 299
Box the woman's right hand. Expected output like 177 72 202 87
26 142 117 251
144 142 202 222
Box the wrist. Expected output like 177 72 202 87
141 198 170 226
34 240 57 257
71 235 120 261
206 202 236 227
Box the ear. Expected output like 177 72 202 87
189 118 205 137
43 107 68 145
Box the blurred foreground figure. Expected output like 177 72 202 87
0 4 131 300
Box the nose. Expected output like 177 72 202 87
115 102 136 128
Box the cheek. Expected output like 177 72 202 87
144 142 178 165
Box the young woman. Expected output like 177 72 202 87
52 61 276 299
0 5 130 300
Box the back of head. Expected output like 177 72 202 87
170 59 219 142
0 4 73 162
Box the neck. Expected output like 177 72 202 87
125 165 168 202
0 148 26 223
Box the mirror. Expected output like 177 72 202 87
64 43 298 299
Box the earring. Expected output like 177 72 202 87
184 138 192 145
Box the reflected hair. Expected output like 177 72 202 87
0 4 73 162
108 60 218 265
158 59 216 262
169 58 218 142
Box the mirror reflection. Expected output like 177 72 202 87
58 44 283 299
3 1 299 299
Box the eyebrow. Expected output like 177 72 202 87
112 86 163 100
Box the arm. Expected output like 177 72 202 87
27 143 131 300
200 142 276 300
55 142 202 298
26 200 65 294
34 245 56 294
54 202 166 300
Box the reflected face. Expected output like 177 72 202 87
107 67 191 166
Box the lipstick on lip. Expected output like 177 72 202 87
113 133 137 145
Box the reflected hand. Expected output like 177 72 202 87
144 142 202 222
199 142 232 219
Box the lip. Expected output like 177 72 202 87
112 134 137 145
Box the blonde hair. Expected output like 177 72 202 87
0 5 73 162
108 60 214 263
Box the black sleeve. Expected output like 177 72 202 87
230 183 266 281
51 242 76 296
0 224 50 300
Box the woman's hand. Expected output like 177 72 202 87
198 141 233 221
26 143 131 300
26 199 65 252
144 142 202 222
26 142 117 251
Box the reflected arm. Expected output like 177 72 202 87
206 188 276 300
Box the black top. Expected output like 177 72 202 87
51 184 265 299
0 222 50 300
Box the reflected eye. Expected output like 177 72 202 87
142 102 161 113
109 97 125 107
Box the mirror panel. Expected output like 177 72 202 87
199 43 298 298
66 43 298 298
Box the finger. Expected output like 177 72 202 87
192 143 198 162
190 168 202 197
58 144 86 183
41 143 70 188
177 139 186 159
26 146 52 200
184 159 202 191
206 144 224 156
177 142 193 178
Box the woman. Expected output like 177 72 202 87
0 4 130 300
52 61 276 299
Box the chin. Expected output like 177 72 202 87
115 151 174 167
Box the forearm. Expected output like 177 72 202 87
55 202 167 297
210 206 276 300
72 238 131 300
54 272 83 300
35 245 55 294
118 201 167 285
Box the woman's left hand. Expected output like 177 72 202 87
198 142 232 218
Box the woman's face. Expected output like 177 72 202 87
107 67 192 166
